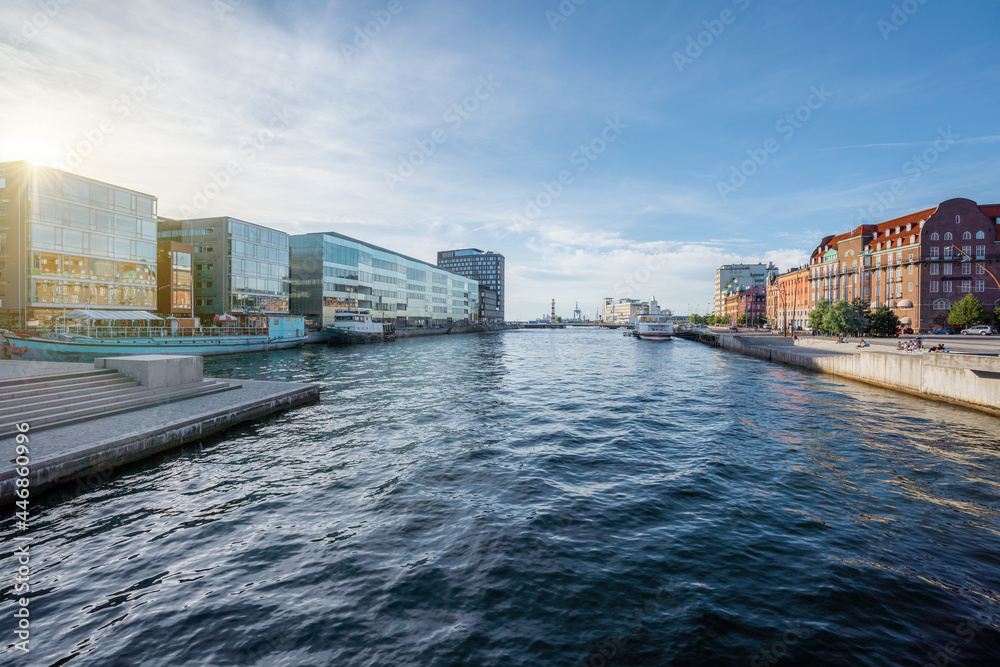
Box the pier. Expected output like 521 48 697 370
0 357 319 505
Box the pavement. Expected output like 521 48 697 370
707 328 1000 356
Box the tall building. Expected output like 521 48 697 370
436 248 505 321
714 263 778 317
807 198 1000 331
723 285 766 325
290 232 479 328
602 297 668 324
157 217 290 324
156 241 194 318
0 162 158 328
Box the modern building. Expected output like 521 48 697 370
478 286 502 321
766 266 810 331
714 263 778 317
157 217 290 325
0 162 159 328
291 232 479 328
602 296 669 324
807 198 1000 331
436 248 505 321
156 240 194 318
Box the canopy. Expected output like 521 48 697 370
55 309 162 322
897 299 914 308
214 312 239 322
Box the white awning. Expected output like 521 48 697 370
897 299 914 308
55 309 162 322
900 316 912 324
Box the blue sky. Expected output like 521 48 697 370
2 0 999 319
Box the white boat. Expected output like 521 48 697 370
325 312 388 345
634 314 674 341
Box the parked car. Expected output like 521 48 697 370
930 328 955 335
898 326 914 335
729 326 738 332
960 325 997 335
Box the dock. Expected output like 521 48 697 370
0 357 320 505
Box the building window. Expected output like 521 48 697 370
943 247 953 259
930 247 939 259
963 231 972 240
944 232 953 241
975 280 985 292
977 265 985 275
943 264 952 275
961 280 971 293
930 232 939 241
962 245 972 259
930 283 939 293
908 265 913 275
976 245 986 259
908 282 913 292
943 282 952 293
932 298 949 309
976 231 985 240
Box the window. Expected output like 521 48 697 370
976 231 985 240
908 282 913 292
943 264 952 275
930 247 939 259
962 246 972 259
944 232 953 241
944 247 953 259
975 280 985 292
932 298 950 309
977 265 985 275
930 264 939 275
908 265 913 275
896 252 902 261
976 245 986 259
961 280 971 293
930 283 940 293
962 263 971 275
944 282 952 293
930 232 940 241
963 231 972 240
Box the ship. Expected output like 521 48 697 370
325 312 390 345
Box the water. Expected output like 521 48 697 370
3 329 1000 666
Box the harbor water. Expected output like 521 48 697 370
3 329 1000 665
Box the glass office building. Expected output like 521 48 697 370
0 161 158 328
157 217 290 322
290 232 478 327
436 248 505 321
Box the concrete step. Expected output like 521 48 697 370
0 380 241 437
0 379 144 417
0 375 139 403
0 369 123 391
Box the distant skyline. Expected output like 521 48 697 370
2 0 999 319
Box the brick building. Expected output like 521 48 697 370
766 266 810 331
807 198 1000 332
723 285 766 325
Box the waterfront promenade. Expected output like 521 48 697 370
694 329 1000 416
0 360 320 505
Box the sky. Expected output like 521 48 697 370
2 0 999 320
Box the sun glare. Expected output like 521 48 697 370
2 136 62 167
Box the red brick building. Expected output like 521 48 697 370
807 198 1000 332
724 285 766 325
766 266 810 331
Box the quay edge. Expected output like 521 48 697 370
679 331 1000 419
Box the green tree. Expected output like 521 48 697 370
823 299 867 336
737 313 748 325
867 306 900 337
948 294 990 328
851 297 870 320
808 299 831 333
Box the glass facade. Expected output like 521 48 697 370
436 248 505 321
15 166 158 324
290 232 478 327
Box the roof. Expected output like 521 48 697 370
55 309 162 322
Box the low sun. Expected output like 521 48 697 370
1 136 62 167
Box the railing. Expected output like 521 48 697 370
48 325 269 339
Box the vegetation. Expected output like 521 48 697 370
737 314 748 325
948 294 990 328
867 306 900 337
808 299 830 333
823 299 867 336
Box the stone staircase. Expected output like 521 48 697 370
0 368 239 437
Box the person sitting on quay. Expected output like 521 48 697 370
857 339 870 348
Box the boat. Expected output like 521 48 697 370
634 313 674 341
0 309 308 362
325 312 388 345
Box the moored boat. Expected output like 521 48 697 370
325 312 388 345
634 313 674 341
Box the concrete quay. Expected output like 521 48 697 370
0 358 320 505
686 331 1000 417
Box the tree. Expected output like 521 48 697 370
948 294 990 328
867 306 900 337
823 299 867 336
737 313 748 325
851 297 870 319
556 316 562 322
808 299 831 333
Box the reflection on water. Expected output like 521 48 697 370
2 329 999 666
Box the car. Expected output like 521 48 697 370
930 328 955 335
898 326 913 335
960 325 997 335
729 326 738 332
